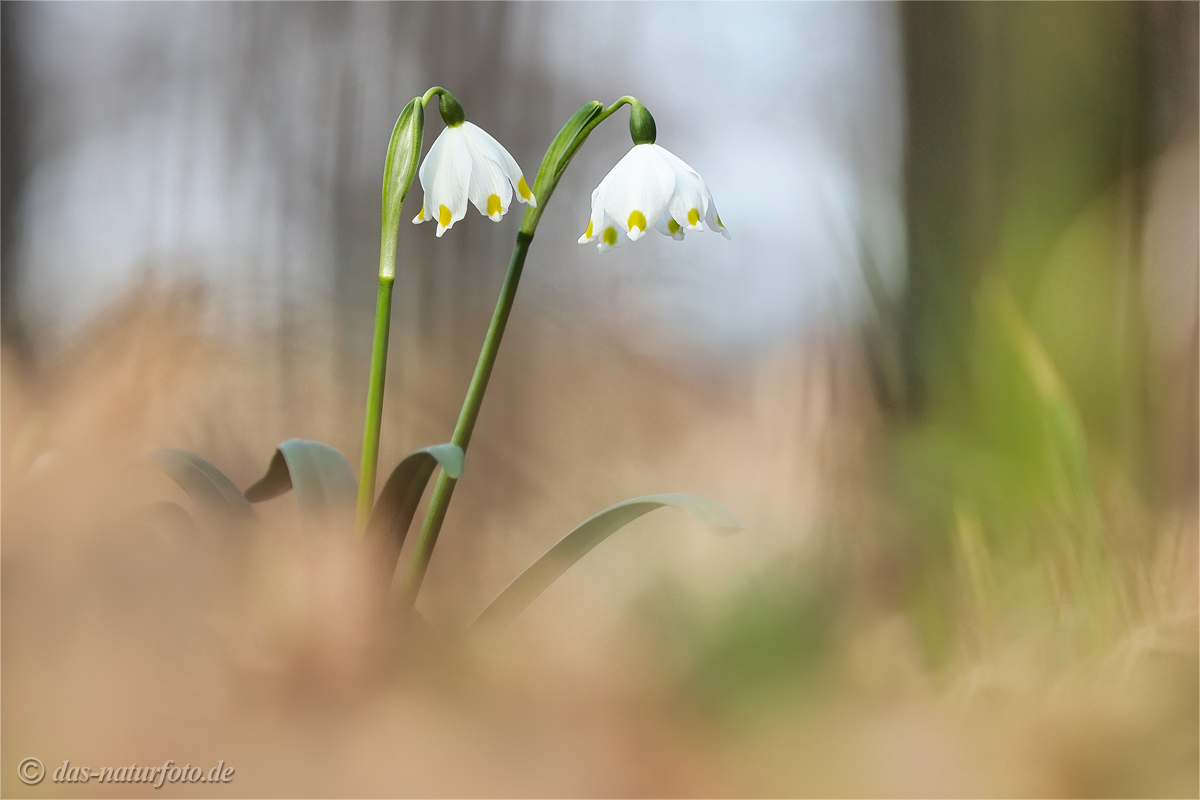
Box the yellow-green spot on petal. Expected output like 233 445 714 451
487 194 502 217
603 227 618 246
667 219 681 234
518 177 531 200
584 220 594 239
439 205 452 228
628 210 647 232
687 208 701 226
717 215 724 227
419 204 426 219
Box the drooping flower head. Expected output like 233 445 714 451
413 90 536 237
578 101 728 253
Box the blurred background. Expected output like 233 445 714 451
2 2 1196 797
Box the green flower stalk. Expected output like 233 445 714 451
400 95 728 606
360 86 539 532
356 96 424 532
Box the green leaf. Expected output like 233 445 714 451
364 444 463 592
244 439 357 534
471 493 743 630
139 448 254 521
382 97 425 231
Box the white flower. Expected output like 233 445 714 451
578 144 728 253
412 121 536 237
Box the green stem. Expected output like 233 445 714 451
356 274 395 531
421 86 448 107
399 96 642 606
400 232 532 604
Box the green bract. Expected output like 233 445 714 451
379 97 424 279
519 101 603 233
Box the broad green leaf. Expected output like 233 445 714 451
244 439 357 534
364 444 463 591
471 493 743 630
139 448 254 521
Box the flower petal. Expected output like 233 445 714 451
596 212 629 254
594 144 674 241
577 184 606 244
412 130 450 225
415 126 473 236
463 133 513 221
461 121 537 209
702 184 731 239
653 145 709 232
654 212 686 240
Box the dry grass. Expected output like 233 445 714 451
2 289 1195 797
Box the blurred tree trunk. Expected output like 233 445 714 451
895 2 1196 511
1 3 31 361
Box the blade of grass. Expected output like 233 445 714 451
471 493 743 630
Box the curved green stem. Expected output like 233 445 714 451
399 96 643 606
517 96 637 235
421 86 448 107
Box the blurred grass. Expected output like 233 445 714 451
1 3 1194 796
633 5 1197 795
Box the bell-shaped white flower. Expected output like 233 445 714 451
412 121 536 237
578 143 728 253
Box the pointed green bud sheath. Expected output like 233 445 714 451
438 90 466 128
517 101 603 234
548 101 604 184
629 100 656 145
380 97 424 278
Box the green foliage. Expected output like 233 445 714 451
139 448 254 522
364 444 463 593
642 561 841 720
471 494 743 630
245 439 358 533
139 443 742 633
892 4 1157 665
